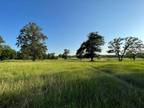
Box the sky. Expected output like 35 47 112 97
0 0 144 55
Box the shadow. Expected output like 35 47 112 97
117 73 144 89
65 59 109 63
1 66 144 108
91 65 115 74
91 64 144 89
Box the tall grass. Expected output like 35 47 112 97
0 60 144 108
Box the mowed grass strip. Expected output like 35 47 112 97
0 60 144 108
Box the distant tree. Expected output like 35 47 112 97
126 51 136 60
137 52 144 58
0 36 5 44
47 53 58 59
0 36 5 60
1 45 16 60
16 51 23 59
126 39 144 60
16 22 48 61
63 49 70 59
0 36 17 60
76 32 104 61
108 37 143 61
58 54 63 58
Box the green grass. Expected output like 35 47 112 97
0 60 144 108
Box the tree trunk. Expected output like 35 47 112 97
90 50 94 62
32 57 36 61
0 56 3 61
118 56 121 61
118 56 123 62
91 57 94 62
90 53 94 62
132 54 136 61
32 54 36 61
120 58 123 62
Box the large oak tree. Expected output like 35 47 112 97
108 37 144 61
76 32 104 61
16 22 48 61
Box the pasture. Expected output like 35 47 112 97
0 60 144 108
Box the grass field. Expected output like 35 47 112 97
0 59 144 108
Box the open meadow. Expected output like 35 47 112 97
0 59 144 108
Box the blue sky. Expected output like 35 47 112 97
0 0 144 55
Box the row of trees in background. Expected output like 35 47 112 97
0 22 144 61
42 49 70 60
76 32 144 61
0 22 70 61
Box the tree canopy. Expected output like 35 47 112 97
108 37 144 61
63 49 70 59
0 25 144 62
0 36 16 60
76 32 104 61
16 22 48 61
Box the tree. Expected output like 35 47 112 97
76 42 86 60
126 51 136 60
63 49 70 59
0 36 4 44
16 22 48 61
1 45 16 60
76 32 104 61
0 36 5 60
126 39 144 60
137 52 144 58
16 51 23 59
47 53 58 59
108 37 144 61
58 54 63 58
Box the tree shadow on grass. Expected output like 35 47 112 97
91 64 144 89
117 73 144 89
1 68 144 108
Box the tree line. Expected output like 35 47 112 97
76 32 144 61
0 22 144 61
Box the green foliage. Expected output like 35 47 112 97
63 49 70 59
108 37 144 61
46 53 58 59
0 36 5 44
0 36 16 60
137 52 144 58
0 36 5 59
77 32 104 61
16 22 48 61
58 54 63 58
1 45 16 60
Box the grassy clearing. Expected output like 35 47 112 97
0 60 144 108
